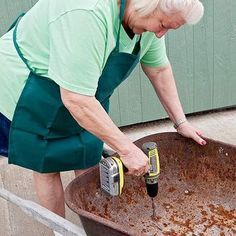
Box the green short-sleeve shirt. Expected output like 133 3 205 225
0 0 169 120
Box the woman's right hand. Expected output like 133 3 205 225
119 144 149 176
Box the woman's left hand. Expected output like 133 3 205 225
176 121 207 145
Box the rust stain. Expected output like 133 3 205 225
168 186 177 193
65 132 236 236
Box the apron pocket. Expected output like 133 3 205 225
9 129 103 173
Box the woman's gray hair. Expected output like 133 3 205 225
132 0 204 25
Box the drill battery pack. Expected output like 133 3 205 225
99 156 124 196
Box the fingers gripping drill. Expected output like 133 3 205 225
99 142 160 216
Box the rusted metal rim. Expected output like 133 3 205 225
65 165 137 235
65 132 236 236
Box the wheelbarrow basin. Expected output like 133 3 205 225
65 132 236 236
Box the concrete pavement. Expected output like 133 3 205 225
120 108 236 146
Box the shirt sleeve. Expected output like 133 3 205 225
48 10 106 95
141 36 169 68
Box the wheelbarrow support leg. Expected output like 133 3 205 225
0 188 87 236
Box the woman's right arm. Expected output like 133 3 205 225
60 87 149 176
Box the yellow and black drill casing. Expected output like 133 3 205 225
142 142 160 198
142 142 160 177
99 142 160 197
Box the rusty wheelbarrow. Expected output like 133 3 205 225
65 132 236 236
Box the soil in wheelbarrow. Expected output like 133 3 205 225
65 133 236 236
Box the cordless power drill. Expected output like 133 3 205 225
99 142 160 198
142 142 160 198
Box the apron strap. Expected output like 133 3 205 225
115 0 142 55
12 14 33 72
132 35 142 55
7 13 25 32
115 0 126 52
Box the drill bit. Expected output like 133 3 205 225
151 198 156 218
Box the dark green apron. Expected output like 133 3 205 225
8 0 142 173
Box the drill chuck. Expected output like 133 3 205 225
146 182 159 198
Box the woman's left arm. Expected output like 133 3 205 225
141 63 206 145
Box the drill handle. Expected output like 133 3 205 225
102 148 128 173
102 148 115 158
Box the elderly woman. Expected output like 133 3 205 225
0 0 205 233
